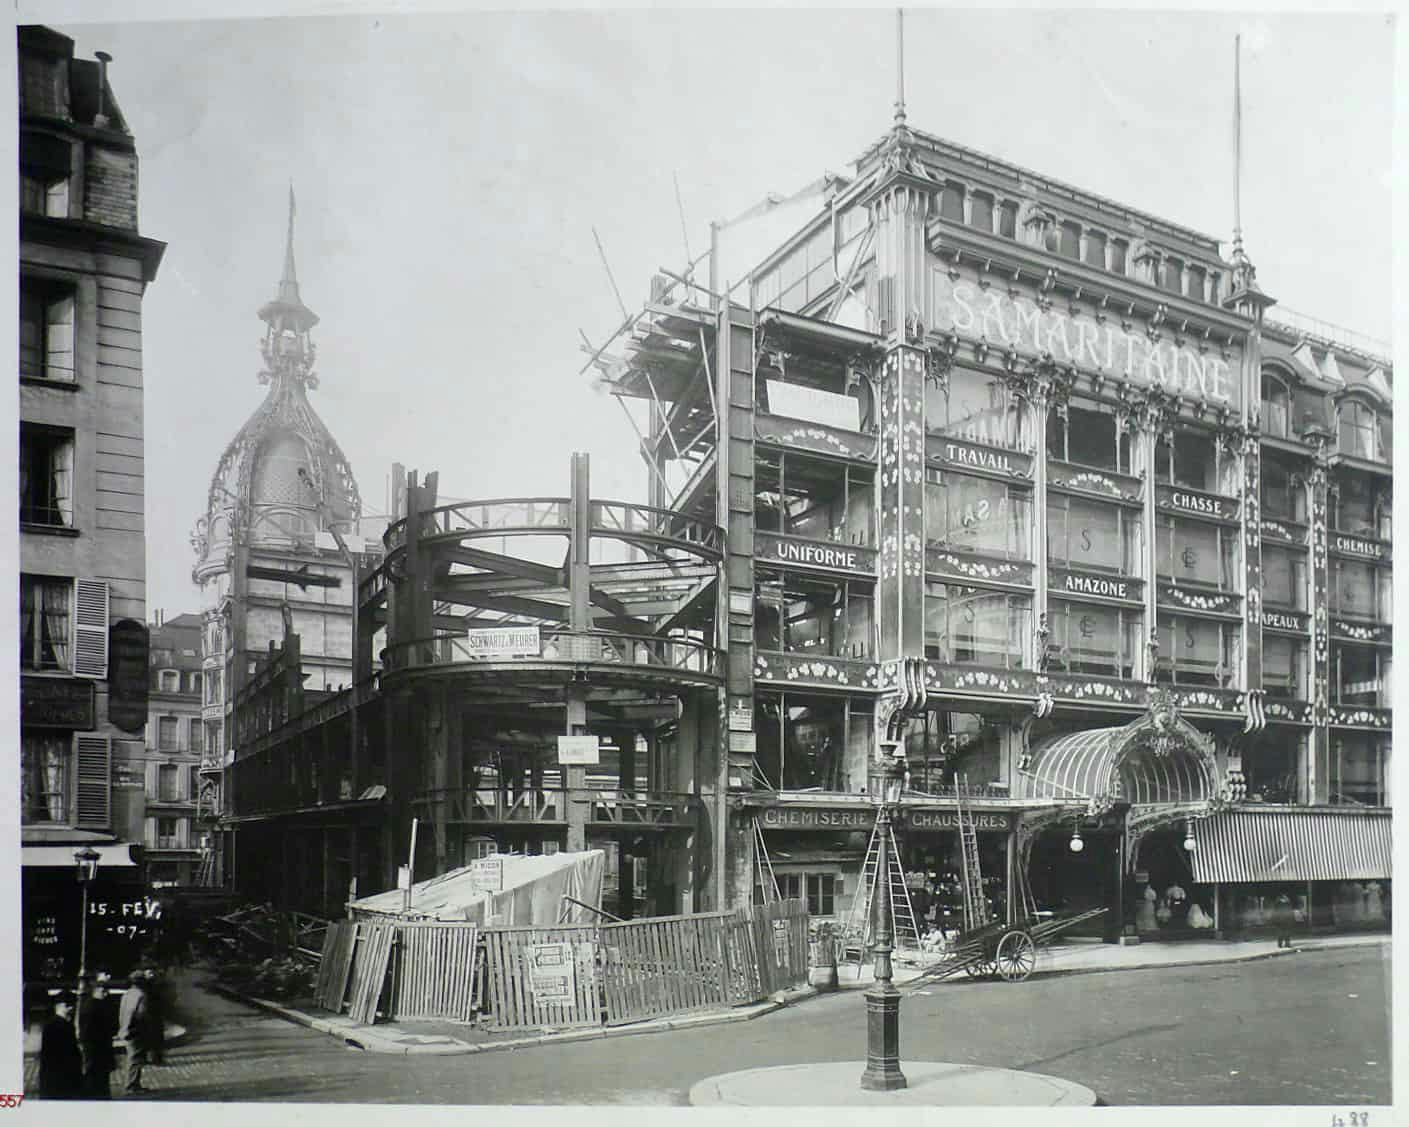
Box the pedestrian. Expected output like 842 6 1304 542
146 969 168 1065
118 970 153 1094
77 974 118 1098
38 991 84 1100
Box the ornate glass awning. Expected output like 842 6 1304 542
1014 692 1220 812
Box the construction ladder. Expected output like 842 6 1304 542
195 847 216 889
844 817 921 960
753 818 780 904
956 777 992 932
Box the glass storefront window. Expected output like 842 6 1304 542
1155 427 1227 494
1154 615 1239 687
755 451 874 546
755 692 872 793
754 569 874 660
1262 545 1307 610
1330 735 1387 806
1261 452 1307 524
924 469 1031 559
1332 560 1390 622
1334 469 1389 539
1048 495 1142 575
1334 644 1390 707
1244 734 1303 803
926 367 1027 451
1262 635 1309 700
1048 403 1135 474
1155 517 1239 589
924 583 1030 669
1047 600 1140 678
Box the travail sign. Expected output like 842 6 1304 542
932 266 1243 408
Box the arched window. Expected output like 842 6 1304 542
1338 398 1380 461
1261 372 1291 439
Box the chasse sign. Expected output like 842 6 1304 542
932 267 1241 407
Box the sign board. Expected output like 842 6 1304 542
1050 568 1141 604
756 531 867 575
107 619 149 733
757 805 875 830
728 731 757 755
396 865 411 891
935 437 1032 478
526 941 577 1006
469 856 504 893
557 735 601 765
729 590 754 616
1157 485 1237 522
766 380 861 432
729 702 754 732
465 625 541 660
21 676 95 730
772 919 790 963
1262 610 1309 634
1332 534 1386 560
902 809 1013 832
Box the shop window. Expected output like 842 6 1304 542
1261 373 1290 439
924 469 1031 560
20 281 75 382
1261 545 1307 610
1331 736 1386 807
1083 230 1107 269
997 201 1019 239
1261 635 1308 700
1155 428 1226 493
1332 560 1390 622
21 731 68 824
806 873 837 916
1047 495 1142 576
1154 615 1239 687
755 452 873 545
754 693 869 793
924 583 1030 669
1046 600 1139 678
20 424 75 527
1338 398 1381 462
1260 451 1306 524
1333 470 1388 538
1047 403 1134 474
969 192 993 232
1243 737 1302 804
19 574 71 671
754 569 873 660
927 366 1026 450
1334 644 1390 708
158 717 178 752
1155 517 1239 589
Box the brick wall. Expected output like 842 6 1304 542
84 145 138 230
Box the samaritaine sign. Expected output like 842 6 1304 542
931 266 1243 408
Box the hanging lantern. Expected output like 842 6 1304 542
1183 819 1197 853
1069 822 1084 854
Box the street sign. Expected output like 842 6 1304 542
526 942 576 1006
557 735 601 765
469 856 504 893
728 731 756 754
396 865 411 891
728 702 754 732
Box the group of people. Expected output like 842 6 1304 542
38 967 170 1099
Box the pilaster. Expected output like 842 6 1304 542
877 344 927 661
1307 454 1332 803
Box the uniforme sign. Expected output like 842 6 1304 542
931 267 1242 408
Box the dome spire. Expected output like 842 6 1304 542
280 183 299 301
258 184 319 335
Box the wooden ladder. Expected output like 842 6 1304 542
753 818 780 904
844 818 922 959
956 776 992 932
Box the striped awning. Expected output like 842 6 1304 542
1192 810 1392 883
1016 724 1218 807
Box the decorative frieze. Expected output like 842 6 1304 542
754 416 879 462
1330 619 1391 645
1157 585 1242 616
1262 699 1315 725
752 651 883 691
926 549 1033 586
1046 464 1144 505
1327 705 1392 730
1260 517 1309 545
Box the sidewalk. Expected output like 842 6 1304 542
209 929 1388 1056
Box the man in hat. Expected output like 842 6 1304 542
117 969 153 1094
38 991 83 1099
77 973 118 1098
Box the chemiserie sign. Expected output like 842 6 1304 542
931 267 1241 408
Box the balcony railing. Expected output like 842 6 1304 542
1265 307 1390 363
412 787 698 828
383 628 723 680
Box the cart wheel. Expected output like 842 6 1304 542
995 930 1036 982
963 957 996 979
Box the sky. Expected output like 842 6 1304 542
25 5 1399 618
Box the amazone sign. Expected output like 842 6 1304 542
932 267 1242 407
1050 568 1143 603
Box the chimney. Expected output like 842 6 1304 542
93 52 112 127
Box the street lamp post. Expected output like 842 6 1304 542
74 847 101 991
860 745 907 1092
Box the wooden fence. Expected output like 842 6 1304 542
480 925 602 1032
389 922 480 1023
750 899 810 996
599 911 737 1026
313 920 357 1012
347 921 396 1024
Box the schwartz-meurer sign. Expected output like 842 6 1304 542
756 531 874 575
931 267 1242 407
466 625 541 660
1332 535 1387 560
1262 610 1309 633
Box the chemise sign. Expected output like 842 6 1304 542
931 266 1241 408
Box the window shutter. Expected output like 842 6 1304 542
72 579 109 678
73 734 111 828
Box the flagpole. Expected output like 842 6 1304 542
1232 34 1242 249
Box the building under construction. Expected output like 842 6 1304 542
221 89 1390 942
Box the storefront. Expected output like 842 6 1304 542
895 807 1014 935
750 801 875 921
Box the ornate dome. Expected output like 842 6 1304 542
192 191 362 577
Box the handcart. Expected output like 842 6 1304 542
909 905 1109 984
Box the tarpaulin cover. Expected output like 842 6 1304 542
351 850 606 926
1191 810 1392 883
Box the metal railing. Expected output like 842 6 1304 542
412 786 699 827
384 628 724 679
1265 307 1391 363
